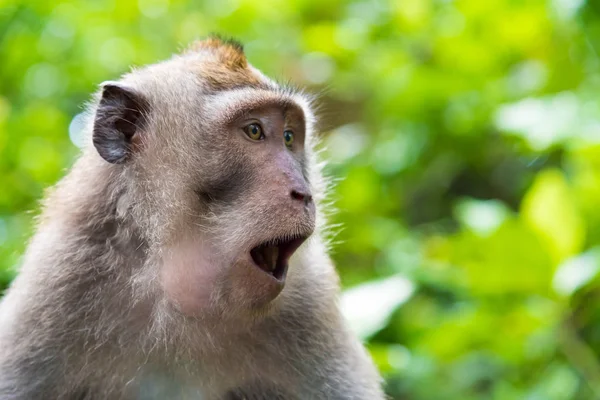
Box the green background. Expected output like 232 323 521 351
2 0 600 398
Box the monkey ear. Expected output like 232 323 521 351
93 81 148 164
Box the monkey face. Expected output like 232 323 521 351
159 92 317 316
187 91 317 311
92 54 318 318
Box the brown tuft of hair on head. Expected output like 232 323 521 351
187 35 247 70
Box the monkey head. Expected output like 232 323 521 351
90 37 318 318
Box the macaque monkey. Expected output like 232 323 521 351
0 37 384 400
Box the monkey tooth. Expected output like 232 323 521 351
269 247 279 271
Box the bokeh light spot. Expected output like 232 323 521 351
69 112 88 149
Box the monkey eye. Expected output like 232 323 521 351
243 123 265 141
283 130 294 147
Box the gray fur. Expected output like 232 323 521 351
0 38 384 400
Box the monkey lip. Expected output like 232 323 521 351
249 235 308 282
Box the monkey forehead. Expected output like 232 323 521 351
180 44 275 92
208 87 316 130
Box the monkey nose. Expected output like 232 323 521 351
290 189 313 207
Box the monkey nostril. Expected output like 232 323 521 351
291 190 313 205
291 190 303 201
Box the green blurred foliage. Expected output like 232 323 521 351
2 0 600 398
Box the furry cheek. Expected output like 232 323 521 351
160 237 222 315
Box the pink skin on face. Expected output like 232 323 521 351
160 236 223 315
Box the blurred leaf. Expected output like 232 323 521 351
449 219 553 294
342 275 415 340
553 248 600 296
454 198 510 237
521 169 586 265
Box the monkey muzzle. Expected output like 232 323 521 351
249 236 307 282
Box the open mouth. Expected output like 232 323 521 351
250 235 308 281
